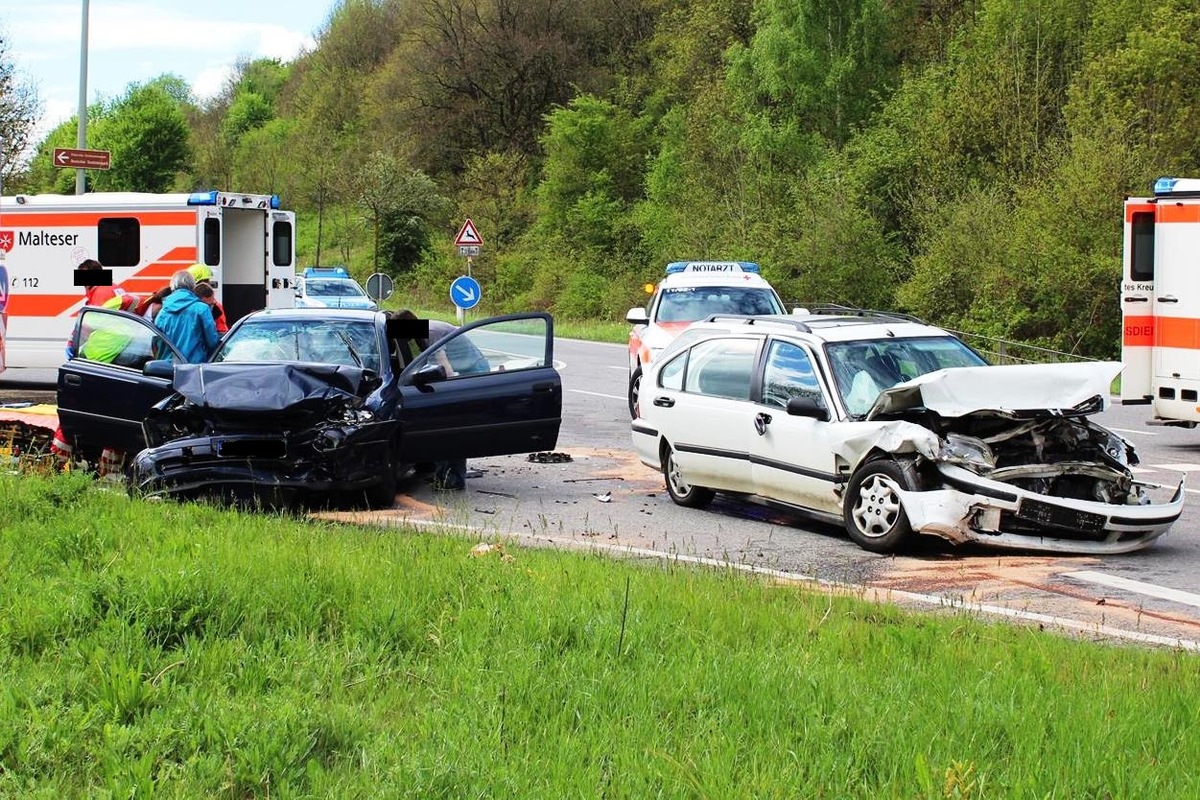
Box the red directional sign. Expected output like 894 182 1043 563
52 147 112 170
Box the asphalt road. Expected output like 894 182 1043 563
6 341 1200 647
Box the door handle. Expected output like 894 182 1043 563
64 374 81 387
1158 296 1180 303
754 412 772 435
1123 296 1149 303
532 382 556 394
653 396 674 408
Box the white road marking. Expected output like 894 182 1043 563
1108 427 1159 436
1149 462 1200 472
569 389 625 401
607 365 629 370
1064 571 1200 610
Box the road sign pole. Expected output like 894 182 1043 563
77 0 90 195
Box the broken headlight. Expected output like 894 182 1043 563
939 433 996 473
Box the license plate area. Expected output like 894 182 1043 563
217 439 286 459
1016 497 1106 533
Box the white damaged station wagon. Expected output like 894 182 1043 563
631 309 1184 554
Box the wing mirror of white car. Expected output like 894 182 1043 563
792 307 810 315
786 395 829 421
626 307 649 325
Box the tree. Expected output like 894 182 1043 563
90 79 192 192
0 29 41 179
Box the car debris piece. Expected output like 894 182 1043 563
528 451 572 463
593 491 612 503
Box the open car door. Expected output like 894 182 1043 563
56 308 183 459
397 312 561 461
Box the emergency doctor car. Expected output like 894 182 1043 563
626 261 786 418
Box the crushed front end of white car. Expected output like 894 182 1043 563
845 362 1183 553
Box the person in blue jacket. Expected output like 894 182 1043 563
154 269 220 363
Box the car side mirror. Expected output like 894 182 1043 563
786 395 829 421
626 307 649 325
410 362 447 387
143 359 174 380
792 307 809 315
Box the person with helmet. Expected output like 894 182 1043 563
187 263 228 334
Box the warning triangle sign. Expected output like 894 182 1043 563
454 218 483 246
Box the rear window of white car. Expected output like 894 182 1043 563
683 338 759 400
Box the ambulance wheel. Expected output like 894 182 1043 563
628 368 642 419
661 441 713 509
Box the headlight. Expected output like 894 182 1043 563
939 433 995 473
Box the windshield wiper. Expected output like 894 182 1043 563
333 329 365 369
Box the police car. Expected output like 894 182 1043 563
625 261 786 417
294 266 378 311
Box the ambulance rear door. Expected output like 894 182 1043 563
1120 199 1155 403
265 210 296 311
1151 198 1200 386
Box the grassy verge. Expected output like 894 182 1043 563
380 298 630 345
2 472 1198 797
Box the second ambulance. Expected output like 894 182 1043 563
626 261 787 417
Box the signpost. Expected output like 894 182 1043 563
452 218 484 322
52 147 111 170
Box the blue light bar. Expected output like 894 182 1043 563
664 261 761 275
187 190 219 206
270 195 280 209
1154 177 1178 195
303 266 351 278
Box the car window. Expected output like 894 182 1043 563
421 316 550 379
656 287 783 323
826 336 987 417
684 338 759 400
307 279 366 297
762 340 825 409
658 352 686 391
75 309 173 371
212 319 382 372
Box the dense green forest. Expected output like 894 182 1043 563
5 0 1200 358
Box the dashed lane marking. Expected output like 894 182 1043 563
1064 571 1200 610
1107 427 1159 436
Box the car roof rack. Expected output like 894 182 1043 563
702 314 812 333
804 304 928 325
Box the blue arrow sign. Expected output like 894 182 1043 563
450 275 482 310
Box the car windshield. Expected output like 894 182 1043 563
826 336 988 417
656 287 784 323
212 319 382 373
307 279 366 297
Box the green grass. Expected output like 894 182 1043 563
3 472 1199 797
380 299 630 345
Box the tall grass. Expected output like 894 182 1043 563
2 471 1198 797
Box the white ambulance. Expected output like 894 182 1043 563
625 261 787 417
0 190 296 372
1121 177 1200 426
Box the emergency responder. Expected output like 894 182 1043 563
154 270 220 363
187 264 228 333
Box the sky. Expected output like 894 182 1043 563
1 0 339 142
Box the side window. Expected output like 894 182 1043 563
97 217 140 267
762 341 825 409
1131 211 1154 282
203 217 221 266
684 338 758 400
75 309 171 371
272 220 293 267
421 316 549 379
658 352 686 391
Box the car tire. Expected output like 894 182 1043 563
661 441 714 509
843 458 919 553
628 368 642 419
364 445 399 509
